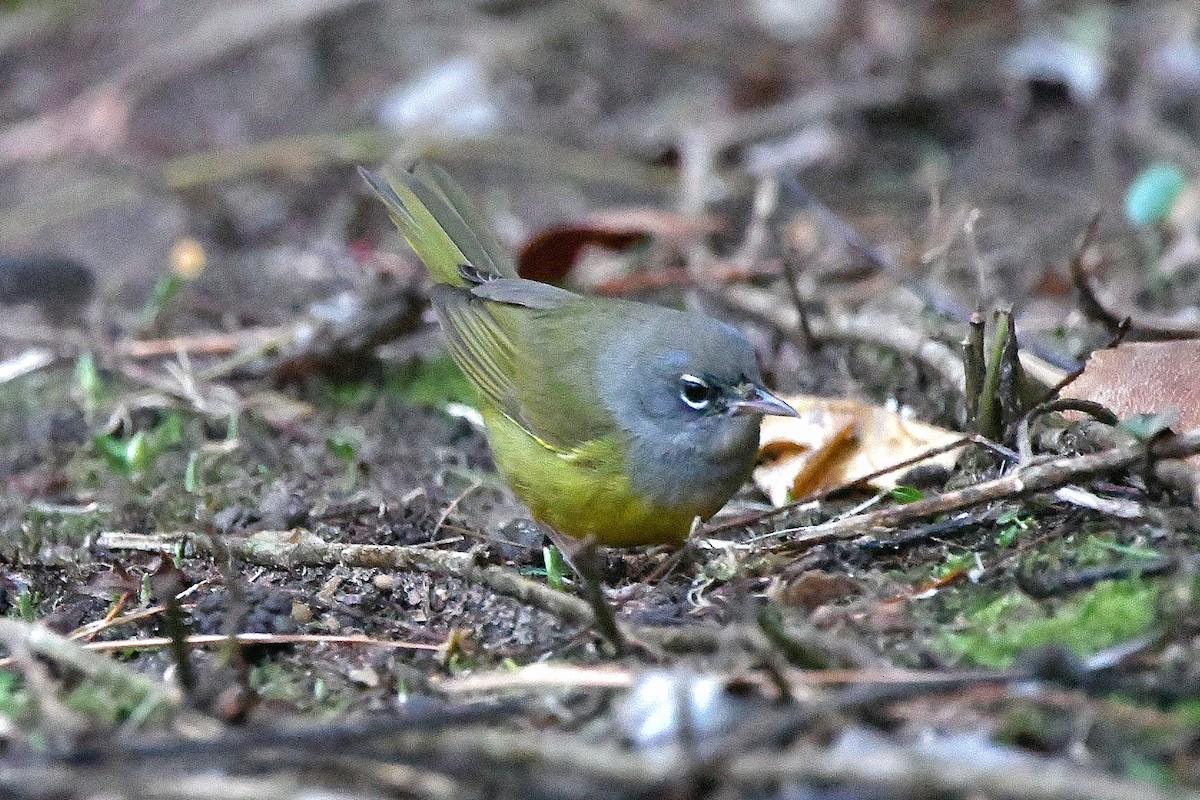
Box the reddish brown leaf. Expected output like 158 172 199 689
518 225 646 284
772 570 861 610
516 209 721 284
1061 340 1200 432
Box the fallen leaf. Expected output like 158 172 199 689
1061 340 1200 453
516 209 721 284
753 396 964 505
754 401 857 505
771 570 861 610
1062 339 1200 425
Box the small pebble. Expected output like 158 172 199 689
317 575 343 603
348 666 380 688
291 601 314 623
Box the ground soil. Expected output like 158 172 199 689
2 2 1200 799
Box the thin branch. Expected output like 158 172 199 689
57 632 441 657
97 530 597 630
706 435 979 535
719 283 967 394
767 426 1200 547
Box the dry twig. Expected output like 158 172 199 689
0 618 177 710
97 530 598 630
720 283 967 393
768 426 1200 547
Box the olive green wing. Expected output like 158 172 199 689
432 279 616 453
431 286 522 417
361 159 616 452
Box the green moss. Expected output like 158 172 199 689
1076 534 1161 563
934 551 977 580
939 579 1158 668
1017 528 1160 577
249 662 353 714
314 355 474 411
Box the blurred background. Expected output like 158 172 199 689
1 0 1198 354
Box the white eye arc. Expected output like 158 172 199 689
679 374 715 410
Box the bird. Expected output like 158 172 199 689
361 162 797 547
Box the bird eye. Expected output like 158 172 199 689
679 374 715 410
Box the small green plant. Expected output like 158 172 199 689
1118 412 1178 443
889 485 923 504
326 433 364 490
0 671 28 722
1064 532 1162 566
250 662 303 704
1089 538 1161 560
326 436 357 463
184 451 200 492
140 238 206 333
543 545 567 591
15 589 39 622
995 509 1033 547
935 551 977 581
73 352 103 420
94 413 185 481
96 430 151 478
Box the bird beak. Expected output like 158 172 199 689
730 385 799 417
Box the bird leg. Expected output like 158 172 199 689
540 526 629 656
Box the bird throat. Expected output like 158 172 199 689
621 415 762 518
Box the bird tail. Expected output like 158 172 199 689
359 162 516 287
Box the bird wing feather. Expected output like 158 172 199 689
432 283 616 454
412 162 515 278
363 162 617 455
359 165 515 286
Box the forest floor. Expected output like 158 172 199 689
2 2 1200 798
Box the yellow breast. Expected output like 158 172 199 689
480 405 707 547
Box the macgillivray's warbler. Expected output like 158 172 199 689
361 162 797 547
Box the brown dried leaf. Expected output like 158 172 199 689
754 402 858 505
1061 340 1200 431
771 570 861 610
753 396 963 506
516 209 720 284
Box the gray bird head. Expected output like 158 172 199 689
598 306 796 511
